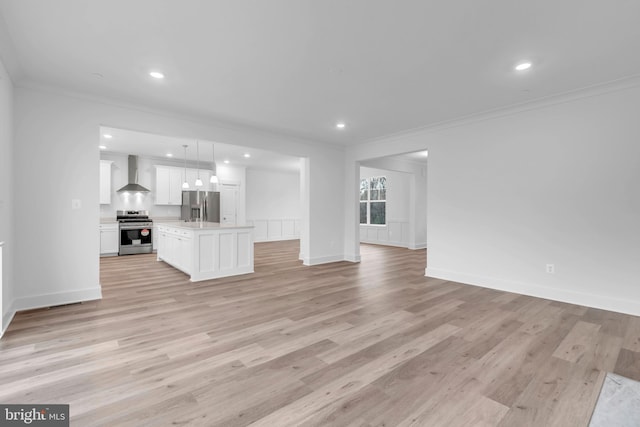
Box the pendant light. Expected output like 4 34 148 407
182 145 189 189
210 143 219 184
195 140 203 187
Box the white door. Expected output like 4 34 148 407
220 183 239 225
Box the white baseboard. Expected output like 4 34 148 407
343 253 361 263
255 236 299 243
1 299 16 339
360 240 408 249
302 254 345 266
425 267 640 317
409 243 427 250
360 240 426 250
12 286 103 313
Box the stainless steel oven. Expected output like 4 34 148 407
117 210 153 255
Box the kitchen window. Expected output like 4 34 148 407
360 176 386 225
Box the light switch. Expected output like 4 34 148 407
71 199 82 210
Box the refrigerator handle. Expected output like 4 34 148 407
203 195 207 222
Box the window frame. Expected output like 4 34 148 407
359 176 387 226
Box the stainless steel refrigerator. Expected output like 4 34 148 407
181 191 220 222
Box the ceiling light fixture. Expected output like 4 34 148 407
224 160 230 164
182 145 190 189
103 134 113 139
515 61 532 71
336 122 346 129
166 153 173 157
195 141 203 187
99 145 107 150
149 71 165 79
243 153 251 158
210 143 219 184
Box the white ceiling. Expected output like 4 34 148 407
100 127 301 172
2 1 640 145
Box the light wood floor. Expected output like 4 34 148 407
2 241 640 426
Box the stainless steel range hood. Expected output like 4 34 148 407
116 155 150 193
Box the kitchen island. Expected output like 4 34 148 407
156 221 254 281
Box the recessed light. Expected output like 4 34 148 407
166 153 173 157
99 145 107 150
515 61 532 71
243 153 251 158
223 160 230 164
103 134 113 139
149 71 165 79
336 122 346 129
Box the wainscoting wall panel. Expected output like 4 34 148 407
247 218 301 242
360 220 410 248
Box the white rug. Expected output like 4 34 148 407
590 373 640 426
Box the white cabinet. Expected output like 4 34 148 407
99 223 118 255
99 160 113 205
155 166 183 205
155 165 214 204
156 222 254 281
156 225 192 274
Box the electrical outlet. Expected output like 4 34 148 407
546 264 555 274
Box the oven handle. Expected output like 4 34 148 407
120 225 153 230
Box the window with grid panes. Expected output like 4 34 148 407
359 176 386 225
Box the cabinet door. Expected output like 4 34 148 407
100 228 118 254
177 236 192 273
99 161 112 205
157 230 166 258
169 168 183 205
155 167 171 205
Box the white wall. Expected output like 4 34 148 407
346 80 640 315
99 152 245 220
0 55 13 334
246 169 300 241
11 85 345 314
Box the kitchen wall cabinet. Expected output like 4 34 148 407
155 165 213 205
99 223 118 255
99 160 113 204
155 166 183 205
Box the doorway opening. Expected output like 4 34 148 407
98 126 304 281
356 150 428 271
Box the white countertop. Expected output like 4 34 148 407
155 221 254 230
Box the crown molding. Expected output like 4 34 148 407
359 73 640 148
14 79 346 153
